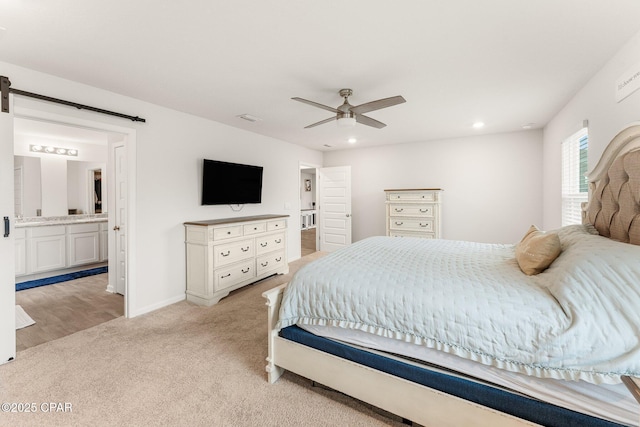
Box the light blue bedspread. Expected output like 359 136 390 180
277 225 640 384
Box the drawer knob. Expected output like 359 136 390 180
420 209 428 213
221 273 231 279
261 242 268 247
241 246 249 252
261 261 269 267
420 223 427 227
394 208 403 212
395 221 403 226
276 257 282 262
275 239 281 244
242 268 250 274
221 250 231 257
227 231 231 235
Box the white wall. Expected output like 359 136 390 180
324 130 543 244
0 61 322 317
543 29 640 229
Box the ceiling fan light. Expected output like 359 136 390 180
337 117 356 128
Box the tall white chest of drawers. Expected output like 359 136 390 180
184 214 289 306
385 189 443 239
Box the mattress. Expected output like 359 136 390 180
299 324 638 427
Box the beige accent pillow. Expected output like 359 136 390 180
515 225 562 275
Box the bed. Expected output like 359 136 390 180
263 123 640 426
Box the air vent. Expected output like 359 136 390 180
237 114 262 123
323 144 332 148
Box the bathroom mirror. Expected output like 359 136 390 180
14 155 106 217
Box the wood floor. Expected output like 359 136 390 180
15 273 124 352
301 228 317 256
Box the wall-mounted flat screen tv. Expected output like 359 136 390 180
202 159 263 205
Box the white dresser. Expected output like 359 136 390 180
184 214 289 306
385 189 443 239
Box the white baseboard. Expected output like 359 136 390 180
128 294 185 318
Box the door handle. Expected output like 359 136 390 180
346 214 351 218
3 216 9 237
113 226 120 231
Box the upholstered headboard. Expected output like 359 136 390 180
583 124 640 245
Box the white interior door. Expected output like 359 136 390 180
0 104 16 364
318 166 352 252
113 142 127 295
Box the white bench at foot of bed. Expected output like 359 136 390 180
263 284 540 427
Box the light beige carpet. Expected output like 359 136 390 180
0 253 405 427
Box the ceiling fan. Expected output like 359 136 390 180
292 89 406 129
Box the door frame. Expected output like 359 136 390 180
12 105 137 318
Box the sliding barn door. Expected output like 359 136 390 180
318 166 352 252
0 101 16 364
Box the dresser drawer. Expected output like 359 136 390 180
389 231 436 239
214 259 255 291
213 225 243 241
389 218 434 232
267 219 286 232
387 192 438 202
214 238 254 267
389 204 434 218
256 251 286 275
256 232 285 256
243 222 266 235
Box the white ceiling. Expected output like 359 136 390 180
2 1 640 151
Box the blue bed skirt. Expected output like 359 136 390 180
280 325 623 427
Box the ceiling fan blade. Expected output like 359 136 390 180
292 97 339 113
350 95 406 115
305 116 337 129
356 114 386 129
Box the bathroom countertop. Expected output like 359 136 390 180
15 214 108 228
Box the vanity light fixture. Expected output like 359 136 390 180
30 144 78 157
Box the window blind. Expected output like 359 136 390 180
561 128 588 226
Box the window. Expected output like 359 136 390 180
561 128 588 225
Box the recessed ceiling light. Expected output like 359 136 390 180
237 114 262 123
522 123 536 129
472 122 485 129
348 138 357 144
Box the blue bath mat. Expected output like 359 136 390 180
16 267 108 291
